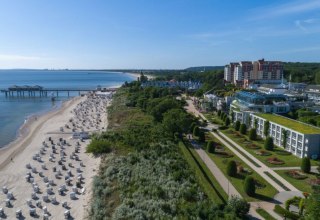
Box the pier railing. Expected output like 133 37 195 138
0 87 117 97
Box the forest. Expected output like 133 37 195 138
283 62 320 84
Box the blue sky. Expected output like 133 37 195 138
0 0 320 69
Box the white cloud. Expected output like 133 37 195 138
294 18 320 32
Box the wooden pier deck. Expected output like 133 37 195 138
0 85 117 97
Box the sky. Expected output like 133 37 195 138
0 0 320 69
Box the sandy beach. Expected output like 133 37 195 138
0 93 111 219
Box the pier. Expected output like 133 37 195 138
0 85 117 97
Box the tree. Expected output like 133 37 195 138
239 124 247 135
221 112 226 120
234 121 241 131
217 110 221 117
249 128 257 140
282 129 287 148
308 118 317 126
264 137 274 151
149 98 180 122
301 157 311 173
315 70 320 84
198 130 206 142
193 126 200 137
162 109 191 136
254 118 258 129
225 117 230 127
304 193 320 219
244 176 256 196
139 72 148 83
264 120 270 137
226 160 237 177
207 141 215 153
231 111 235 122
225 196 250 218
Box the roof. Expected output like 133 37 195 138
255 113 320 134
259 84 286 89
306 85 320 92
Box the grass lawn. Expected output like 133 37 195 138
256 113 320 134
256 208 276 220
221 128 318 167
275 170 319 193
203 135 278 202
178 141 228 205
203 113 224 125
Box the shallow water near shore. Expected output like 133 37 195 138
0 70 134 147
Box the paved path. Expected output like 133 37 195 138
190 140 242 198
250 202 282 220
184 99 294 219
271 166 318 173
216 131 300 192
186 99 300 192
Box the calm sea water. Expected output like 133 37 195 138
0 70 134 147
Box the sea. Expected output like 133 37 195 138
0 70 135 147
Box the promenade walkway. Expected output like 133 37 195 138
184 99 300 220
190 140 241 198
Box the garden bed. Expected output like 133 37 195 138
255 150 271 156
266 157 285 165
215 151 234 158
285 170 308 180
246 143 261 150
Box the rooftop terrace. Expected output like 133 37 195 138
255 113 320 134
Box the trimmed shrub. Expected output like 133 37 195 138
226 160 237 177
264 120 270 137
234 121 241 131
225 117 231 127
193 126 200 137
274 205 299 220
244 176 256 196
217 110 221 117
207 141 215 153
249 128 257 141
301 157 311 173
239 124 247 135
222 113 227 121
264 137 274 151
198 130 206 143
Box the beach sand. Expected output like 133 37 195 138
0 94 110 219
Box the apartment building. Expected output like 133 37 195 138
250 113 320 158
224 59 283 88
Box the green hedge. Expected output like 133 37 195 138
274 205 300 220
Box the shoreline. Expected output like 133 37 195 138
0 93 109 219
0 97 80 170
0 82 123 150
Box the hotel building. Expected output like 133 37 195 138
224 59 283 88
250 113 320 158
